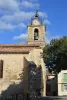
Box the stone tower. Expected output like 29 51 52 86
28 10 46 47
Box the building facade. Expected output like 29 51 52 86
0 11 46 98
58 70 67 96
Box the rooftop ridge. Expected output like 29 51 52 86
0 43 40 53
0 44 40 47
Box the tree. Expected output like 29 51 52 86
43 36 67 73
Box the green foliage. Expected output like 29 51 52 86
43 36 67 73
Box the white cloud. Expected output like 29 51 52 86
45 31 51 44
29 0 39 2
15 23 26 29
39 12 48 18
13 34 28 40
21 0 39 3
21 1 40 8
0 21 14 30
22 1 32 8
0 0 19 12
45 31 62 44
0 20 26 30
52 35 61 39
44 19 51 25
0 0 49 34
0 10 48 31
1 11 47 24
1 11 34 24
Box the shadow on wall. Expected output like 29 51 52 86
0 60 43 100
46 75 58 96
0 68 26 100
0 81 24 100
0 57 30 100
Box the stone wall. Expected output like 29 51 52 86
23 57 30 93
28 49 46 96
0 53 28 94
0 48 46 97
28 49 43 66
28 25 46 46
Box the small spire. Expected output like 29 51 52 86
35 10 39 17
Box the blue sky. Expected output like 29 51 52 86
0 0 67 44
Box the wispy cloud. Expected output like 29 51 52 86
15 23 26 29
45 31 62 44
52 35 61 39
1 11 34 24
13 33 28 44
0 20 26 30
13 33 28 40
21 1 40 8
0 20 14 30
0 0 19 12
1 11 47 24
29 0 39 2
0 0 48 31
44 19 51 25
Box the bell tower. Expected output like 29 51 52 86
28 10 46 47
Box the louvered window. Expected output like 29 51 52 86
0 60 3 78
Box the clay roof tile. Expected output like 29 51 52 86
0 44 40 53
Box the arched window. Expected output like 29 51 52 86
34 28 39 40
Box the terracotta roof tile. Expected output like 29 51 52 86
0 44 40 53
0 44 40 47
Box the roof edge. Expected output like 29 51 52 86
0 44 40 47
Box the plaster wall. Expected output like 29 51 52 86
0 54 28 94
28 49 46 96
58 70 67 96
0 48 46 97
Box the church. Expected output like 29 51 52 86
0 11 46 97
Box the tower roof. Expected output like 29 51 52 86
32 10 40 20
31 10 42 25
